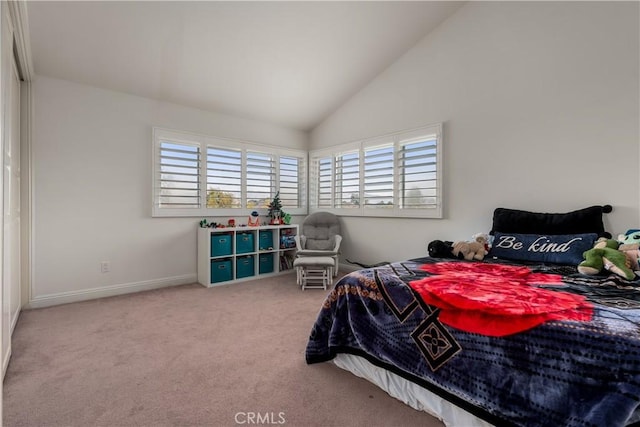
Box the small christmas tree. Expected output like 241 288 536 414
268 191 283 223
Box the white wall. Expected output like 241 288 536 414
28 2 640 304
311 1 640 266
30 76 307 307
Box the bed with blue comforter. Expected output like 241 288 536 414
305 257 640 427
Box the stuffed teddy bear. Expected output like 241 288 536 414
618 229 640 274
578 237 636 280
451 235 488 261
472 233 491 252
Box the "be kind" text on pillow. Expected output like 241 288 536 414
490 232 598 265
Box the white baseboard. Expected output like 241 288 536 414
2 344 11 380
26 274 197 309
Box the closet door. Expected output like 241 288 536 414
1 12 20 375
6 46 20 332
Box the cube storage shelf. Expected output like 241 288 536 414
197 225 298 287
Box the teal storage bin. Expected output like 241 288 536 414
236 232 255 254
236 255 255 279
211 259 233 283
211 233 233 257
259 253 274 274
259 230 274 250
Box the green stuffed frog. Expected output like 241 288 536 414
618 229 640 275
577 238 636 280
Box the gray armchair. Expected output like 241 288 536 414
294 212 342 277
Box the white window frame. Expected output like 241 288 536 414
308 123 443 219
152 127 307 217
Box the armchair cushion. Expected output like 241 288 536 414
306 235 335 251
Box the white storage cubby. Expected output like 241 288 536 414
197 224 298 287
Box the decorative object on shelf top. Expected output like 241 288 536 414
200 218 296 229
282 212 291 225
199 219 218 228
248 211 261 227
199 218 230 228
268 191 283 225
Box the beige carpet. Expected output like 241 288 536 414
3 273 444 427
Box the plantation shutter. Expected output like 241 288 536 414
314 156 333 208
398 133 438 209
363 143 394 209
335 151 360 208
279 156 303 209
206 146 242 208
157 141 201 209
246 151 275 209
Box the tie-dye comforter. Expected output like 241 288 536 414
305 257 640 427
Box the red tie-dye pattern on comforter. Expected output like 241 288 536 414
409 262 593 336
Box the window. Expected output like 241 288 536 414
309 123 443 218
153 128 307 217
157 141 201 209
363 142 393 209
206 147 241 208
335 151 360 209
279 156 304 209
246 151 275 209
398 136 438 210
312 156 332 209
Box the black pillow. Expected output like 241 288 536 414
489 205 612 238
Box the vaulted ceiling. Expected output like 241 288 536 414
27 1 463 131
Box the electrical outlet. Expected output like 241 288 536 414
101 261 110 273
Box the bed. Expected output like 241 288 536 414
305 206 640 427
